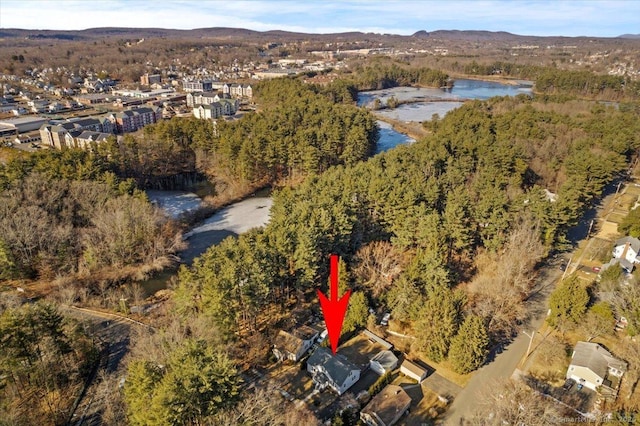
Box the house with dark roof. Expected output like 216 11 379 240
370 350 398 376
360 384 411 426
307 347 360 395
272 325 319 362
566 341 627 393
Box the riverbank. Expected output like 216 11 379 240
374 115 428 141
445 73 534 87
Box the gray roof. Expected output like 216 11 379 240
615 236 640 254
571 342 627 378
71 118 101 127
76 131 111 142
361 384 411 426
603 257 634 273
308 347 359 387
370 350 398 370
274 325 318 354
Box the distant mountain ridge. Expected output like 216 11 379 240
0 27 637 42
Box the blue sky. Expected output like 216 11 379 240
1 0 638 37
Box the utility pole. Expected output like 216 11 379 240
561 256 573 281
523 330 536 359
586 219 594 238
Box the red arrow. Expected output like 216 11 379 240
317 254 351 355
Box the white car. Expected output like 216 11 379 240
380 312 391 326
317 329 328 343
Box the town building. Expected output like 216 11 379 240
0 116 49 137
183 79 214 92
108 107 159 133
140 73 162 86
186 91 222 107
40 117 110 149
75 131 113 149
192 99 239 120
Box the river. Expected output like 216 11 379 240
360 79 534 151
141 190 273 296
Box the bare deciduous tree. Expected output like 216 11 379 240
353 241 408 297
470 379 567 425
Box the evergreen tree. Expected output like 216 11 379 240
448 315 489 374
343 291 369 333
547 276 590 330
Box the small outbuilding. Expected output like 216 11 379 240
370 350 399 376
400 359 428 383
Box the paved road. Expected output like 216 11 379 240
60 306 139 426
443 181 626 425
443 266 563 425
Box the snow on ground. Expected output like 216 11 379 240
146 190 204 219
185 197 273 237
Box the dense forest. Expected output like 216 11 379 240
174 94 640 380
0 302 98 424
0 78 378 284
2 62 640 423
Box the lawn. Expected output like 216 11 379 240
278 365 314 399
338 331 389 367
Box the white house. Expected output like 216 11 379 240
307 347 360 395
370 350 398 376
400 359 428 383
566 341 627 392
612 236 640 266
272 325 318 362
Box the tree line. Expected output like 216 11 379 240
174 94 640 376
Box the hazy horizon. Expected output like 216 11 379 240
1 0 638 38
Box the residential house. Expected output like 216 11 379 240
609 236 640 272
400 359 428 383
566 341 627 393
272 325 319 362
108 107 158 133
370 350 398 376
360 384 411 426
307 347 360 395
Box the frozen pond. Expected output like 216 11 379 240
359 79 533 124
185 197 273 238
375 101 465 123
146 190 204 218
146 190 272 264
